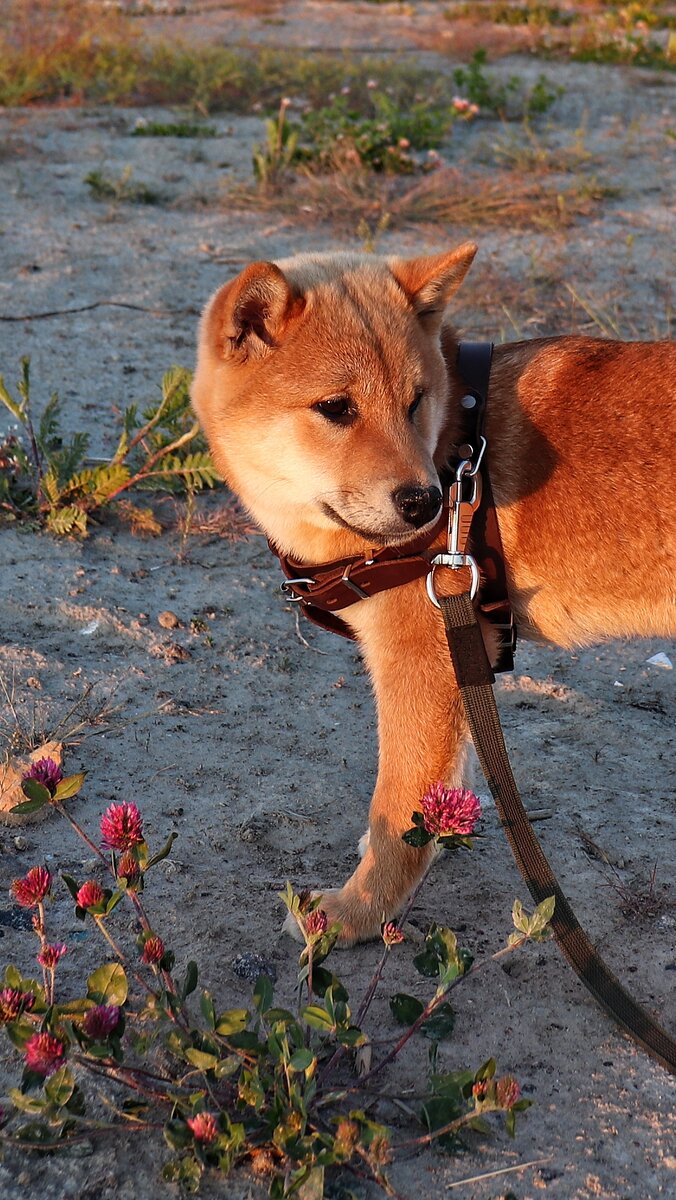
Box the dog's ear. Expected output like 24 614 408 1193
390 242 478 328
205 261 303 361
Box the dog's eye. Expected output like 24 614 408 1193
408 388 424 420
314 396 355 426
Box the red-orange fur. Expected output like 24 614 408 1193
192 246 676 944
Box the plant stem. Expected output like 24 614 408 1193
318 865 430 1088
359 939 526 1087
53 800 188 1027
393 1104 501 1151
104 423 200 505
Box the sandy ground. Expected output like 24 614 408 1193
0 3 674 1197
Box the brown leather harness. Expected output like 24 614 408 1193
267 341 676 1074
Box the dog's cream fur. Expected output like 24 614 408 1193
192 245 676 944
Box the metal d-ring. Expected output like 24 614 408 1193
426 552 480 608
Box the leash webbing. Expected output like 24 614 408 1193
439 590 676 1075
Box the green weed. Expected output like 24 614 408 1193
131 119 218 138
0 359 217 536
452 50 563 118
84 167 161 205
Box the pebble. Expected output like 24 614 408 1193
158 610 181 629
232 952 277 984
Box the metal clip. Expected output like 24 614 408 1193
280 577 315 602
427 438 486 608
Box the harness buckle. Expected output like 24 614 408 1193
280 577 316 602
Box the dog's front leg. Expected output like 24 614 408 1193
317 582 469 945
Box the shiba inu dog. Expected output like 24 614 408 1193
191 244 676 945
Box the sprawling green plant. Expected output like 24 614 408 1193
0 359 217 535
1 761 553 1195
452 50 563 118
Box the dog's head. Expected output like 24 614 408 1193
192 244 477 558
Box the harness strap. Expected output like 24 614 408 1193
274 513 447 641
455 342 515 672
439 589 676 1075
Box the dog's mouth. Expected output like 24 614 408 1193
320 502 440 546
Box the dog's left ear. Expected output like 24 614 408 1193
390 242 478 327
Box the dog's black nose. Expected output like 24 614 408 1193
392 484 442 528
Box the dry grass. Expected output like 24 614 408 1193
176 496 260 543
436 0 675 68
236 161 613 234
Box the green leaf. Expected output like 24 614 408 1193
184 1048 218 1071
44 1066 75 1108
389 993 424 1026
105 890 124 916
6 1020 34 1050
87 963 128 1006
278 880 299 915
178 1157 202 1192
467 1115 492 1134
475 1057 496 1082
301 1005 334 1032
402 826 435 848
46 505 88 536
289 1048 315 1072
13 795 49 815
512 898 529 934
298 1166 324 1200
163 1118 192 1152
336 1025 366 1047
4 965 22 988
421 1096 464 1153
55 998 93 1019
181 961 199 999
431 1068 474 1100
413 925 459 978
61 873 80 901
309 967 348 1002
146 831 177 869
214 1055 241 1079
20 778 51 806
420 1000 455 1041
8 1089 46 1115
533 894 556 928
253 973 273 1014
200 990 216 1029
53 773 86 801
14 1121 60 1145
215 1008 249 1036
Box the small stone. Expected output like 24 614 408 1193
232 952 277 985
26 677 41 690
13 835 28 851
158 610 181 629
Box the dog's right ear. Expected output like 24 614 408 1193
205 262 303 362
